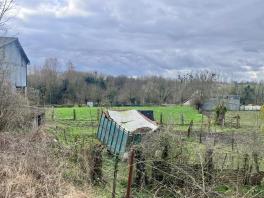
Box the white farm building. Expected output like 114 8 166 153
0 37 30 92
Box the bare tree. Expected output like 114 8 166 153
0 0 15 31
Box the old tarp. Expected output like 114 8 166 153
107 110 158 133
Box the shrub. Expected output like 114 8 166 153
0 80 32 131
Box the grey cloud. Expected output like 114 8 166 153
9 0 264 80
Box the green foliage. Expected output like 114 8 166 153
215 185 229 193
215 104 227 125
215 104 227 116
241 85 256 105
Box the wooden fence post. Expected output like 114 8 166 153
73 109 76 120
187 120 193 138
213 137 216 146
160 113 163 125
205 149 214 184
180 113 184 125
231 131 235 151
52 106 54 121
135 147 148 189
237 155 240 170
243 153 250 185
90 144 103 184
243 154 249 171
253 152 260 173
236 114 240 129
208 116 211 132
112 156 119 198
73 135 79 162
97 108 100 121
126 148 135 198
63 129 67 143
231 155 234 169
201 114 204 131
221 153 227 171
199 132 202 143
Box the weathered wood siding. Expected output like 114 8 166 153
0 42 27 87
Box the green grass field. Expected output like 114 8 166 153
47 105 205 197
46 106 264 197
50 106 262 141
53 105 203 124
48 105 204 145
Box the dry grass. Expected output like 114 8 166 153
0 128 94 198
0 80 32 131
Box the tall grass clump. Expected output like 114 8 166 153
0 78 31 131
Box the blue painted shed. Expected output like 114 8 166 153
97 110 159 155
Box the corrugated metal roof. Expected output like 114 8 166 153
0 37 30 64
107 110 159 132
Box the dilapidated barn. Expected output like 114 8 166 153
0 37 30 92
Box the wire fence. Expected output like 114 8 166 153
50 123 264 197
48 107 264 197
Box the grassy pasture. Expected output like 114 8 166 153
47 105 205 197
49 105 204 146
47 106 264 197
50 106 262 144
53 105 203 123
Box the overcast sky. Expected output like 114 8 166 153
8 0 264 80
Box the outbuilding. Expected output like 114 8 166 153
0 37 30 93
202 95 240 111
97 110 159 155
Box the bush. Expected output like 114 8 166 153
0 81 32 131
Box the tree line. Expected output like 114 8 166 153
28 58 264 106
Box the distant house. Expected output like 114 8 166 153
87 101 94 107
202 95 240 111
0 37 30 93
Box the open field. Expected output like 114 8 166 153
53 105 203 123
46 106 264 197
47 105 207 197
49 105 205 144
51 105 261 134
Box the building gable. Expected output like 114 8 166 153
0 37 30 65
0 37 30 88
